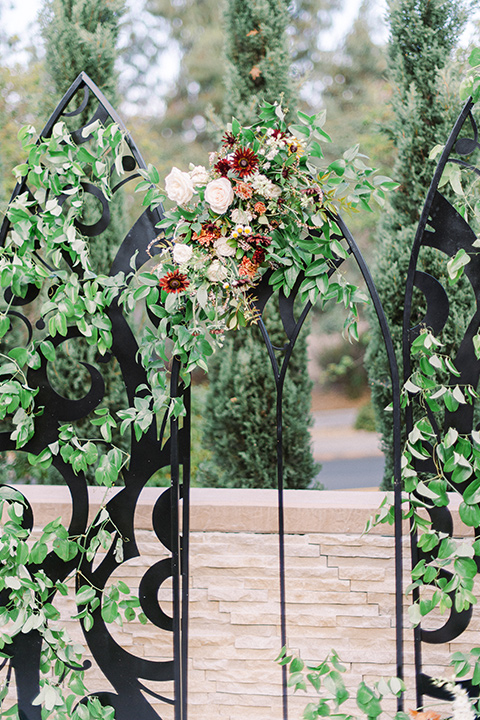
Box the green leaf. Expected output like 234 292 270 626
408 603 422 626
0 316 11 339
454 556 477 579
290 657 304 674
53 538 78 562
447 248 470 281
459 502 480 527
469 48 480 68
101 598 119 624
328 159 346 176
464 476 480 505
76 585 97 606
30 541 48 564
356 682 382 718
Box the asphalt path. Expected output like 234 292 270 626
312 456 384 490
310 407 384 490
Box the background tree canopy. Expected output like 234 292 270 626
0 0 475 487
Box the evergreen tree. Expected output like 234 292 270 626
223 0 295 124
199 0 318 489
41 0 127 271
143 0 341 174
365 0 469 487
199 307 318 489
42 0 124 105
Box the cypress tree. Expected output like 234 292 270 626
199 0 318 489
42 0 124 104
365 0 469 487
42 0 126 273
223 0 295 124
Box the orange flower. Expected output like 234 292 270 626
254 202 266 215
194 222 221 247
239 257 258 279
409 710 441 720
234 182 253 199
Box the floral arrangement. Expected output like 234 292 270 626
135 101 395 377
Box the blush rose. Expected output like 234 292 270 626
204 178 234 215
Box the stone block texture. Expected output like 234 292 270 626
1 487 468 718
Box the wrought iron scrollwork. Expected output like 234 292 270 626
0 73 189 720
0 71 407 720
403 98 480 707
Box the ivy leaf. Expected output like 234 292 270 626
76 585 97 606
457 504 478 537
447 248 470 282
463 476 480 505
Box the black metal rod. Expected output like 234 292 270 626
334 213 404 708
181 384 191 720
402 98 474 375
276 381 288 720
170 358 183 720
256 316 288 720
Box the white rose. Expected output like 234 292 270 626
252 173 281 200
214 237 236 257
204 178 234 215
207 259 228 282
165 167 194 205
172 243 193 264
230 208 253 224
264 182 281 199
189 164 210 186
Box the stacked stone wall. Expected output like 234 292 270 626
3 487 467 718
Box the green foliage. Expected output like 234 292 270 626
32 0 130 484
276 647 406 720
370 321 480 630
198 310 319 489
223 0 295 125
320 332 369 399
0 108 387 711
41 0 125 106
0 486 140 718
147 383 212 487
142 0 342 176
365 0 469 488
354 400 376 432
145 97 389 489
204 0 311 489
461 48 480 102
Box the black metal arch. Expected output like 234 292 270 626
10 69 477 720
249 214 403 720
402 97 480 709
0 73 189 720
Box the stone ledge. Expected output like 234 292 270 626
7 485 462 535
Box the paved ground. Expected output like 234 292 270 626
310 407 384 490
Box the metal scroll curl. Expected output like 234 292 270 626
0 73 189 720
403 98 480 707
